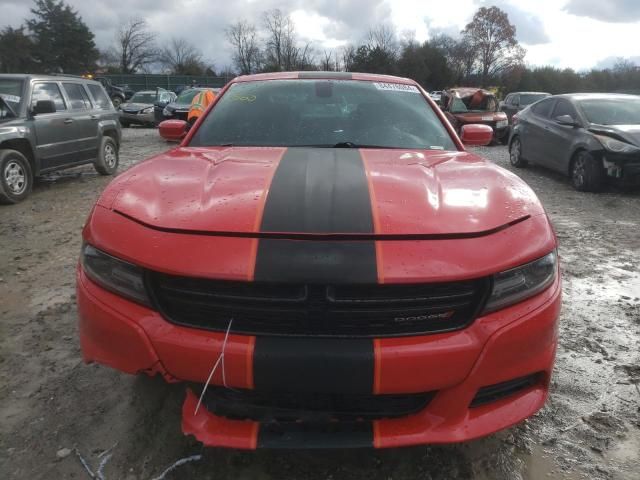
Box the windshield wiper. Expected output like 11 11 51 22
293 142 400 149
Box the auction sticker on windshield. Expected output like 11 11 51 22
373 82 420 93
0 94 20 103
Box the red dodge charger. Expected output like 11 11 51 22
77 72 561 449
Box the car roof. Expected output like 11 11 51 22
554 92 640 101
510 91 550 95
0 73 101 84
232 71 418 85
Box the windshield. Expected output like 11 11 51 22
189 79 456 150
519 93 549 105
579 98 640 125
0 79 24 118
450 91 497 113
176 89 201 104
129 92 158 103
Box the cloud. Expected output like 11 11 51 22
594 55 640 69
564 0 640 23
476 0 550 45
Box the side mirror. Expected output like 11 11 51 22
32 100 56 115
159 119 188 142
460 124 493 146
555 115 578 127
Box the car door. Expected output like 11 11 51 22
520 98 556 164
30 81 79 170
538 99 582 173
61 82 98 162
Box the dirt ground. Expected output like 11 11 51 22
0 128 638 480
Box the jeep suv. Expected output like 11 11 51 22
0 74 121 204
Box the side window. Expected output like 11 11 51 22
504 94 512 105
531 99 555 118
87 84 112 109
62 82 91 109
31 82 66 111
552 99 578 120
512 94 520 106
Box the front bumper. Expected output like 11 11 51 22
120 111 155 125
77 261 561 449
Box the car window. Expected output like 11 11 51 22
62 82 92 109
552 99 578 120
520 93 549 105
531 98 555 118
87 84 112 109
190 79 457 151
579 97 640 125
31 82 66 111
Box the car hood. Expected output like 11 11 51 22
590 124 640 146
121 102 153 111
453 112 508 123
100 147 545 237
165 101 191 111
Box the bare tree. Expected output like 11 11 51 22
367 24 398 58
320 50 334 71
341 45 356 72
113 18 157 73
462 6 525 85
158 37 207 75
226 20 261 75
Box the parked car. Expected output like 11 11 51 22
119 89 176 127
79 71 560 449
500 91 551 124
155 87 219 124
429 90 442 105
509 93 640 191
0 74 121 204
94 76 134 108
442 88 509 143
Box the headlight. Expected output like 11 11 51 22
80 244 151 306
594 135 640 155
163 106 173 116
142 106 154 114
483 251 557 314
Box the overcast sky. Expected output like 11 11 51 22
1 0 639 71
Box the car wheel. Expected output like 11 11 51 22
94 136 119 176
571 150 604 192
509 136 528 167
111 96 122 108
0 149 33 204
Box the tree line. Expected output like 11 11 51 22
1 1 639 96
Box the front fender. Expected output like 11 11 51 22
97 118 122 145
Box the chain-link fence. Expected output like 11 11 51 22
102 74 234 92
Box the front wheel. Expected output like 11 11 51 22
571 151 604 192
94 136 119 175
0 149 33 204
509 136 528 167
111 96 122 108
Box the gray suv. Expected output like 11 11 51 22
0 74 121 204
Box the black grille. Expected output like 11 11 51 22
147 273 490 337
201 386 435 422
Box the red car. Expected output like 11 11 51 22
77 72 561 449
442 88 510 143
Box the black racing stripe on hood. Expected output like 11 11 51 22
254 147 377 284
298 72 353 79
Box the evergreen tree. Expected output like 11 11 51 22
26 0 98 73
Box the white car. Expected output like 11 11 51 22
430 90 443 104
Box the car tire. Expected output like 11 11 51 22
0 149 33 204
571 150 604 192
94 136 119 176
509 136 528 167
111 96 123 108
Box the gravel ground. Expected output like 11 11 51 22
0 128 638 479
